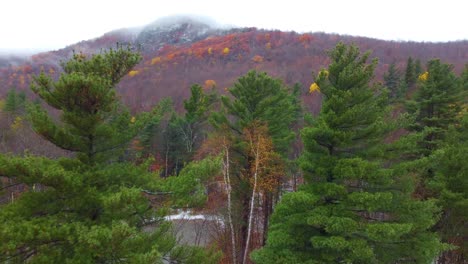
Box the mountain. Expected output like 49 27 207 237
0 54 28 68
1 16 467 113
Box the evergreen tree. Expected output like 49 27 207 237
3 88 26 114
137 97 173 156
178 84 217 161
383 62 401 99
211 70 301 262
462 64 468 93
252 43 444 264
0 47 219 263
405 56 417 88
29 48 143 164
414 59 423 77
156 85 217 176
212 71 301 154
429 113 468 263
402 61 466 263
406 59 462 156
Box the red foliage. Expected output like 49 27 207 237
0 28 466 115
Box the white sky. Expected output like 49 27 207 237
1 0 467 53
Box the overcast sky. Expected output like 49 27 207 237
1 0 467 54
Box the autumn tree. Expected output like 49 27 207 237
253 43 444 264
211 70 300 263
242 122 284 264
194 129 238 264
0 47 218 263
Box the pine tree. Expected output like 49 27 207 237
430 113 468 263
0 47 219 263
156 85 217 176
414 59 423 77
383 62 401 99
405 56 417 88
177 84 217 161
252 43 444 264
29 48 143 164
3 88 26 114
136 97 173 158
406 59 462 156
211 70 300 262
403 61 466 264
212 71 301 154
462 64 468 92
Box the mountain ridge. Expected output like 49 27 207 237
0 16 467 113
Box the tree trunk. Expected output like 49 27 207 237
243 137 260 264
222 141 237 264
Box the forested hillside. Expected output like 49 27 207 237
0 17 467 264
0 17 467 112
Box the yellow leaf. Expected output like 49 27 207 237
309 83 320 93
130 116 136 123
418 71 429 81
128 70 139 77
222 47 230 55
11 116 23 131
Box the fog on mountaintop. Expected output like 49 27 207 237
143 15 232 30
1 15 233 56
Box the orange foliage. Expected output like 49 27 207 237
243 122 284 193
204 79 217 89
149 154 164 172
151 56 161 65
19 75 25 87
166 53 176 60
171 32 252 60
252 55 264 63
131 139 144 151
298 33 312 43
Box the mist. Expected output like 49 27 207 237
145 14 232 29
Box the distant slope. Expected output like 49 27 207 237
1 16 467 113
